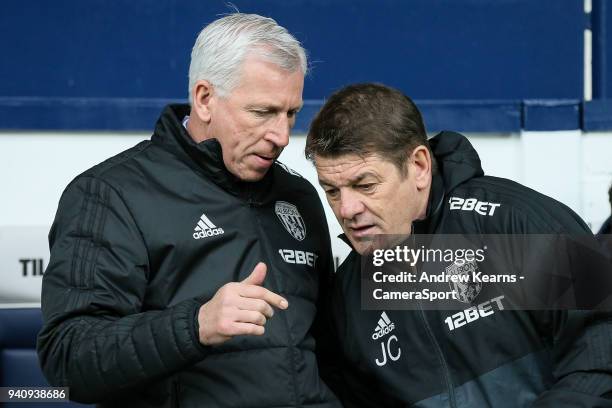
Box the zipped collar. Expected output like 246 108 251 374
151 104 274 204
414 131 484 232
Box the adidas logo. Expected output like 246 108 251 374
372 311 395 340
193 213 225 240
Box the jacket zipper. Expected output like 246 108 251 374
418 307 457 407
172 378 181 408
247 198 301 406
411 229 457 408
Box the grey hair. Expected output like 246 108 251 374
188 13 308 103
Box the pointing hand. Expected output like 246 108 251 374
197 262 289 346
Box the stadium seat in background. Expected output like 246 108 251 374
0 308 91 407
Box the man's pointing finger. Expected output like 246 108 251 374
240 285 289 310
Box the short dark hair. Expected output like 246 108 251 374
305 83 430 174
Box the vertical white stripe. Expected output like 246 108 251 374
200 213 216 229
585 29 593 101
585 0 592 101
381 311 391 325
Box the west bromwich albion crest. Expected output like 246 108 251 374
275 201 306 241
445 260 482 303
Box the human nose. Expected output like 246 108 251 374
265 115 290 148
339 190 365 221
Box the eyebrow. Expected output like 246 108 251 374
319 171 379 188
245 103 303 112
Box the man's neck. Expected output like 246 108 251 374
186 113 209 143
416 182 433 221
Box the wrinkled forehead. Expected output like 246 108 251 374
314 153 391 186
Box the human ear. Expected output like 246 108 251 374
410 145 432 189
191 80 214 123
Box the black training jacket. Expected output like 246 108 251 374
37 104 341 408
319 131 612 407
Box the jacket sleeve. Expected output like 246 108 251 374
37 176 208 404
518 208 612 406
312 252 345 403
310 200 344 398
531 310 612 407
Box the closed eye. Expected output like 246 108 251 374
324 188 339 199
251 109 271 118
356 183 376 192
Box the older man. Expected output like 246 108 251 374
307 83 612 407
37 14 340 407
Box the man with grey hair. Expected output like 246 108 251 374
37 13 340 407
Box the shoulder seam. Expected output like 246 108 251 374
451 177 574 232
274 160 304 178
90 140 154 179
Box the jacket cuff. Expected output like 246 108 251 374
175 298 210 358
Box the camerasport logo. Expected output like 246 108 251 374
193 212 224 240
